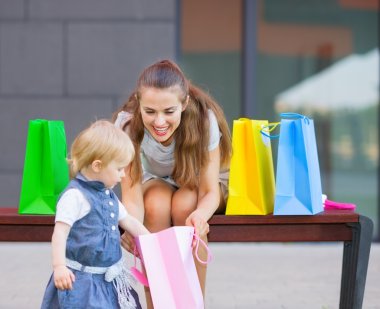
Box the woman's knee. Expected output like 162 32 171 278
171 188 198 225
143 181 174 230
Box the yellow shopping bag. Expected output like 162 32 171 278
226 119 276 215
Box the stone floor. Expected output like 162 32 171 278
0 242 379 309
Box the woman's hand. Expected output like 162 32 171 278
185 211 209 246
120 231 136 254
53 265 75 290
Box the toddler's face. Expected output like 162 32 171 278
97 160 127 188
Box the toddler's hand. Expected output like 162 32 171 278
53 265 75 290
120 231 136 254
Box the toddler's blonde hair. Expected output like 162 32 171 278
69 119 135 177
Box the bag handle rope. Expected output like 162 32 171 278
260 113 312 139
131 246 149 287
280 112 310 124
193 233 213 265
260 122 280 139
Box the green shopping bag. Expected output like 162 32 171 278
19 119 69 215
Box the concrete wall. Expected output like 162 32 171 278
0 0 176 206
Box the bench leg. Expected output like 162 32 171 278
340 215 373 309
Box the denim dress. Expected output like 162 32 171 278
41 174 142 309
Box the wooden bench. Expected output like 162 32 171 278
0 207 373 309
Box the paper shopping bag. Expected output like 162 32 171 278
226 119 275 215
274 113 323 215
19 119 69 214
134 226 208 309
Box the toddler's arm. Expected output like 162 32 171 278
119 213 150 237
51 222 75 290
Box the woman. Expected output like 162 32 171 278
113 59 231 307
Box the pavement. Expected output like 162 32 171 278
0 242 379 309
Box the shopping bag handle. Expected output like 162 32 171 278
260 122 280 139
131 246 149 287
280 112 310 124
193 234 213 265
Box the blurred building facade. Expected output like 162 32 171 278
0 0 177 205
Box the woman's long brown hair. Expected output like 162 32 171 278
113 60 231 189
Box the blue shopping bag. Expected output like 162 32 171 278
274 113 323 215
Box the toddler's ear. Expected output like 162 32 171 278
91 160 103 173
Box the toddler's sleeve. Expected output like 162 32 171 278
118 199 128 221
55 189 90 226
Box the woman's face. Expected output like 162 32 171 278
139 87 186 146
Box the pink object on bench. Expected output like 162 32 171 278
324 199 356 210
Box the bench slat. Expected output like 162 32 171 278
0 208 54 225
0 207 358 242
208 224 353 242
209 211 359 225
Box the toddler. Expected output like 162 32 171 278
41 120 149 309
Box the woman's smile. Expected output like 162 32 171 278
153 126 169 136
